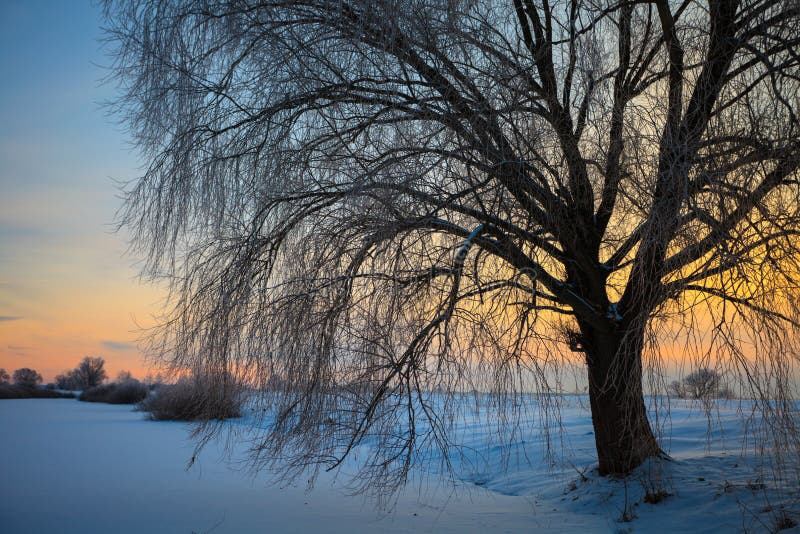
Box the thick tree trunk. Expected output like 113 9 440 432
582 324 660 476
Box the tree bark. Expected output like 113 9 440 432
582 324 661 476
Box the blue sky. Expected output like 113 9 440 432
0 0 163 380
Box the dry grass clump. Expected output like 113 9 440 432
138 376 242 421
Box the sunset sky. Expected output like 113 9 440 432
0 1 165 381
0 2 783 391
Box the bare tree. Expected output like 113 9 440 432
683 368 722 399
116 370 134 383
667 380 683 399
103 0 800 486
13 368 42 389
668 367 730 399
72 357 107 389
55 371 78 390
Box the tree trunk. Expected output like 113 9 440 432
582 324 661 476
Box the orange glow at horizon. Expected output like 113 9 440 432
0 274 165 383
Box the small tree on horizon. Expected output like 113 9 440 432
668 380 685 399
0 368 9 384
13 368 42 389
54 371 78 390
683 368 723 400
116 370 134 383
668 368 731 400
71 357 107 390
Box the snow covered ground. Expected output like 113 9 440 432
1 397 798 533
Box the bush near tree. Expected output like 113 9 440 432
138 375 242 421
79 376 149 405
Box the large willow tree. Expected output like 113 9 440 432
105 0 800 483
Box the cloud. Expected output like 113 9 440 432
101 340 136 351
0 316 22 322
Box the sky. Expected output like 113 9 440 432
0 2 786 391
0 0 735 388
0 0 165 381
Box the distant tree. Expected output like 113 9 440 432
116 370 133 383
669 368 731 400
55 372 76 390
71 357 107 389
682 368 723 400
13 368 42 389
0 368 9 384
667 380 684 399
143 373 165 388
55 373 65 388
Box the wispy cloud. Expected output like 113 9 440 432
101 340 136 351
0 316 22 322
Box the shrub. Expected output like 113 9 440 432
79 380 149 404
13 368 42 388
0 383 75 399
138 376 242 421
